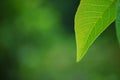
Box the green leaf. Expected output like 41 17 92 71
116 0 120 44
75 0 117 62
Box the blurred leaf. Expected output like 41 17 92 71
75 0 117 62
116 0 120 44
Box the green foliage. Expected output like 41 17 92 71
75 0 117 62
116 0 120 44
1 0 120 80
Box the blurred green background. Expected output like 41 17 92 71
0 0 120 80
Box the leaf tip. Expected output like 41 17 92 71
76 57 80 62
76 51 83 62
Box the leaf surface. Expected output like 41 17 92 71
116 0 120 44
75 0 117 62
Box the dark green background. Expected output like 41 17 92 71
0 0 120 80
